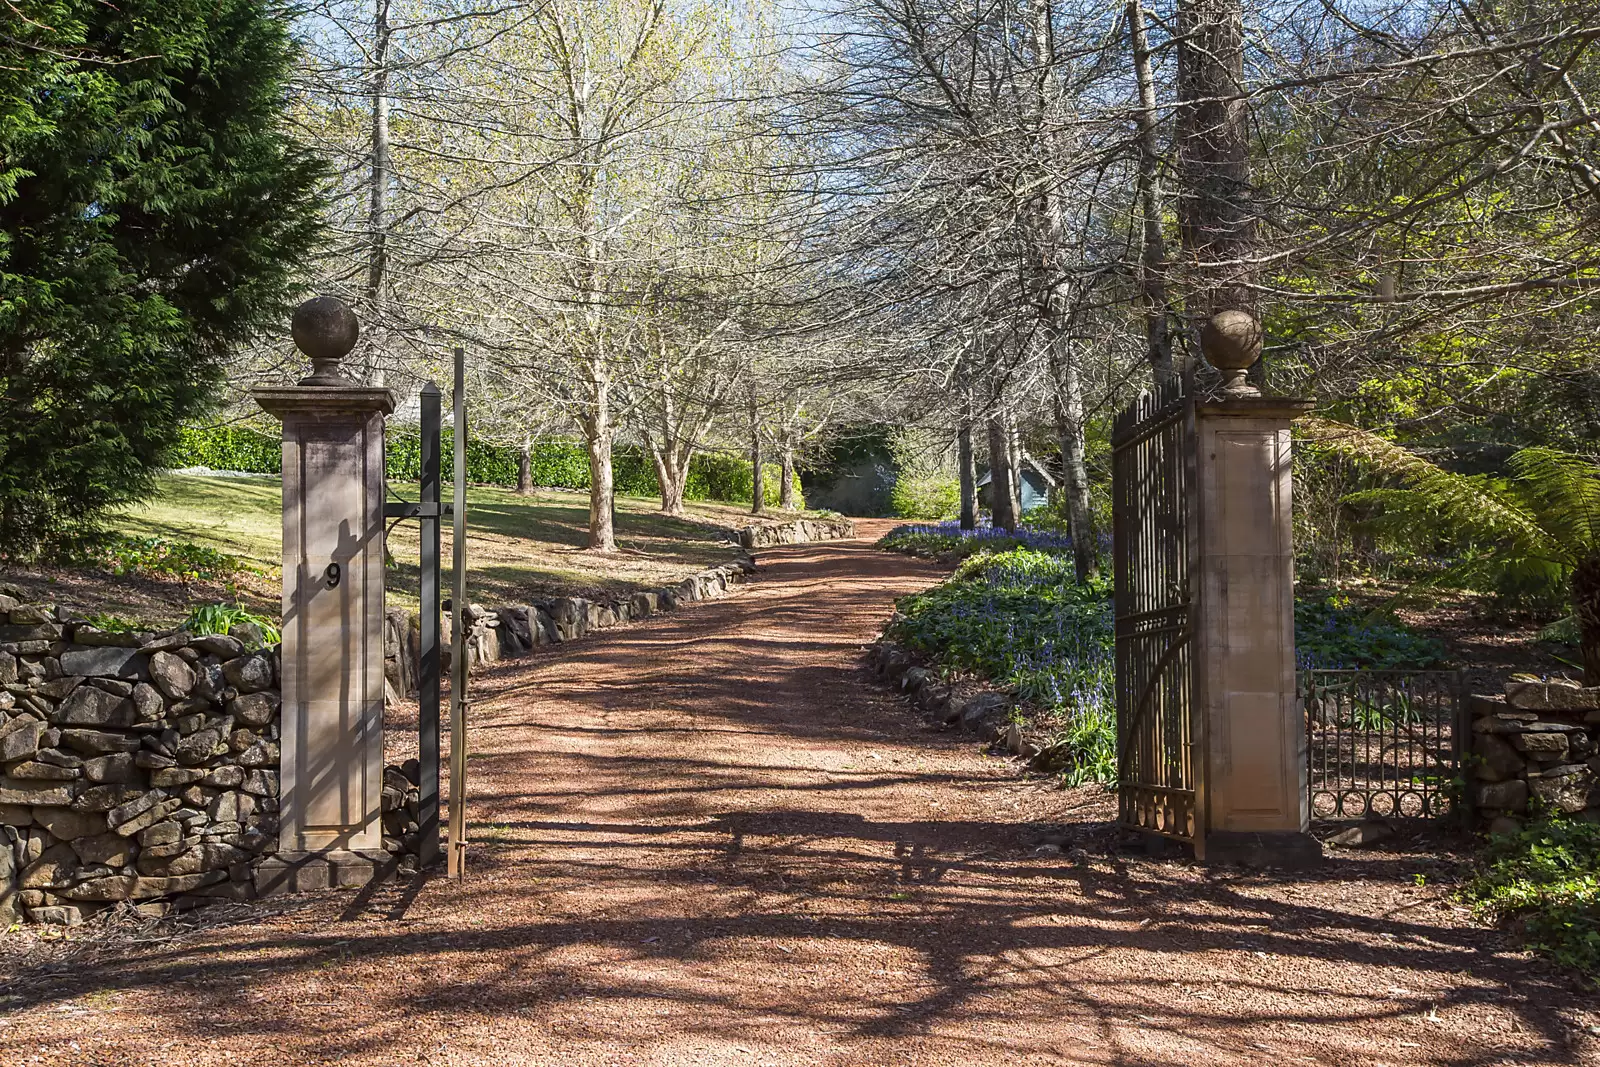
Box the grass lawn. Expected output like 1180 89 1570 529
0 474 802 627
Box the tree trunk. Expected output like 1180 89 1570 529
780 446 797 510
651 447 688 516
750 404 766 516
517 434 533 494
1574 555 1600 684
585 380 616 551
364 0 391 387
1176 0 1255 319
1055 372 1098 582
957 422 977 530
987 417 1018 532
1128 0 1175 384
1006 423 1023 522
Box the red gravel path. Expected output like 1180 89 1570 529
1 521 1597 1066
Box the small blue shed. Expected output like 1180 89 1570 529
976 454 1055 514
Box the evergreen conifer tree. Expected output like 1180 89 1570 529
0 0 324 554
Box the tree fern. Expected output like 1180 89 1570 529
1303 417 1600 680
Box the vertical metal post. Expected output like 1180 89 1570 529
417 382 442 868
448 347 468 879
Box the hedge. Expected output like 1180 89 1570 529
169 425 797 505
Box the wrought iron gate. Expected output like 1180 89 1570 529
1111 374 1202 850
1301 669 1467 822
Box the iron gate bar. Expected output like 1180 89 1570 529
1300 669 1466 822
378 381 447 868
1112 372 1202 852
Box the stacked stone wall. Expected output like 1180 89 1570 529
384 551 762 697
1471 679 1600 833
0 596 282 926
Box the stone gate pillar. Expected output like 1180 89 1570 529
252 297 396 892
1193 311 1320 865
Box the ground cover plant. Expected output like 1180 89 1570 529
880 524 1450 785
1466 815 1600 979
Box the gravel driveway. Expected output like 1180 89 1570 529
1 521 1596 1065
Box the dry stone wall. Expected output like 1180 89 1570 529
1470 679 1600 833
0 597 282 926
384 550 767 697
0 595 428 926
737 517 855 549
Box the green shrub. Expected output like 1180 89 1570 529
172 425 800 504
890 472 960 520
1465 816 1600 977
64 534 249 582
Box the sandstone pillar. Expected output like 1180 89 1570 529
252 297 396 892
1193 311 1319 864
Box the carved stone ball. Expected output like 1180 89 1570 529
1200 309 1262 372
291 296 359 384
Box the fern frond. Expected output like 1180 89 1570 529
1301 417 1553 561
1507 448 1600 562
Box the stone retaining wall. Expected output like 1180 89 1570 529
384 551 761 698
0 594 426 926
0 597 283 926
736 516 855 549
1470 679 1600 834
869 640 1052 764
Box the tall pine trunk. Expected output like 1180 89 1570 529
780 446 797 510
987 417 1018 531
957 422 977 530
584 367 616 552
517 434 533 494
749 400 766 516
1128 0 1175 384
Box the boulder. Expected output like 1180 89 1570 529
0 778 74 807
228 691 279 728
1327 820 1394 848
175 728 222 765
83 753 141 785
0 652 15 686
6 761 78 781
192 662 226 703
147 651 195 700
1474 734 1527 782
1512 731 1570 757
242 770 279 797
961 692 1010 729
0 718 45 763
222 653 273 694
27 905 82 925
0 837 14 925
71 833 133 867
1475 778 1529 812
58 729 140 755
58 646 147 681
194 634 245 659
53 687 136 728
72 784 144 813
32 808 106 841
65 870 226 900
86 678 132 698
21 842 78 888
138 821 181 847
130 683 163 722
202 765 244 789
1530 771 1591 814
1505 680 1600 710
136 841 245 877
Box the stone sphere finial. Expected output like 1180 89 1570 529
292 296 360 386
1201 309 1262 397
